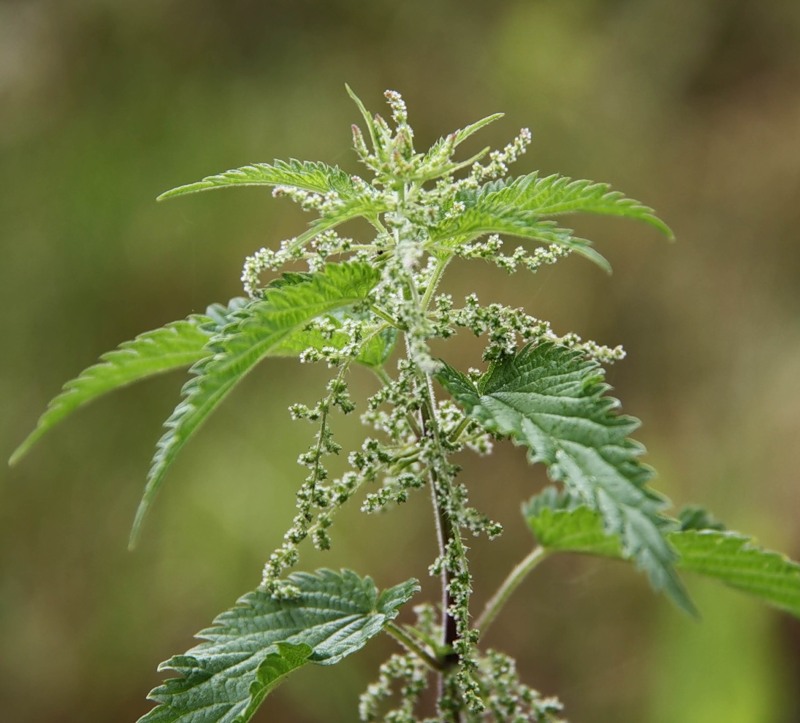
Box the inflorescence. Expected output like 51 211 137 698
251 89 622 718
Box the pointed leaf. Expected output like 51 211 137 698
671 531 800 617
525 500 800 618
476 173 673 237
9 299 247 466
452 113 505 147
131 263 380 545
437 343 693 613
138 570 419 723
157 159 359 201
345 84 381 158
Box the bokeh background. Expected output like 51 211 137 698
2 1 799 721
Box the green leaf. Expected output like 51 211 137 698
475 173 673 237
431 205 611 272
411 114 502 184
452 113 505 147
437 343 694 613
430 172 672 272
138 569 419 723
345 84 382 159
9 299 246 466
157 159 359 201
674 531 800 617
525 500 800 618
131 262 381 546
262 272 396 366
272 314 396 368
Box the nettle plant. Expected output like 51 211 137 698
12 87 800 722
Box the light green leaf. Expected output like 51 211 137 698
452 113 505 147
437 343 694 614
138 569 419 723
9 299 247 466
272 315 396 368
345 84 382 159
131 262 381 546
431 172 672 271
525 499 800 618
475 173 673 237
263 272 395 366
157 159 358 201
412 113 502 183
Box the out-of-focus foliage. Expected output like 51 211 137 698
2 1 799 721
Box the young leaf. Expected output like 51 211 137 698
131 262 381 545
452 113 505 147
437 343 694 614
9 299 246 466
157 159 358 201
138 569 419 723
525 500 800 618
345 84 381 159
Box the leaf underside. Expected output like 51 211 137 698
525 501 800 618
138 569 419 723
437 343 694 614
131 262 381 545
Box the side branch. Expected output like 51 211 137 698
474 546 548 638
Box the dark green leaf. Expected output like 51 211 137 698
138 569 419 723
437 343 694 613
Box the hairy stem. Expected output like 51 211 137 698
474 546 549 638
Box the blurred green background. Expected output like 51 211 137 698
2 0 799 721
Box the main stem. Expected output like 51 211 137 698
394 183 464 713
419 392 459 669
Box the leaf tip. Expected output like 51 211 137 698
128 501 148 550
8 431 39 467
156 186 185 202
8 446 25 468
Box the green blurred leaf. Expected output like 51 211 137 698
138 569 419 723
437 343 693 614
525 500 800 618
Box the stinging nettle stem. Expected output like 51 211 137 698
475 546 549 638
